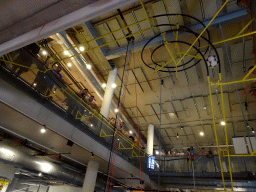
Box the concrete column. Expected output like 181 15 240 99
82 161 99 192
100 67 118 119
147 124 154 155
0 162 16 192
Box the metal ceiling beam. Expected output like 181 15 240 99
0 0 139 56
85 21 107 56
105 8 247 59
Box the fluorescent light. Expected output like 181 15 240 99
114 108 119 113
221 121 226 126
35 162 52 172
111 83 117 88
64 51 69 55
102 83 107 88
42 51 47 55
200 132 204 136
40 128 46 133
0 148 13 155
67 63 72 67
79 46 85 51
86 64 91 69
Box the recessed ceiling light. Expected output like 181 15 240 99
221 121 226 126
200 132 204 136
40 128 46 133
90 124 93 127
86 64 91 70
129 131 132 134
67 63 72 67
79 46 85 51
42 51 47 55
102 83 107 88
203 106 206 110
111 83 117 88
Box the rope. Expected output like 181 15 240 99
132 42 143 190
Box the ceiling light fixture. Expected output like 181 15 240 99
114 108 119 113
221 121 226 126
176 133 179 138
90 124 93 127
33 83 37 87
155 151 159 155
203 106 207 110
91 152 94 158
111 83 117 88
200 132 204 136
38 173 42 177
40 128 46 133
180 126 184 130
63 51 69 55
252 128 255 134
42 51 47 55
102 83 107 88
86 64 91 70
129 131 132 134
67 63 72 67
79 46 85 52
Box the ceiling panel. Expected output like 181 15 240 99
152 1 171 33
176 70 189 86
123 13 144 41
185 98 199 120
195 97 209 118
172 100 183 111
133 9 154 38
165 0 183 25
107 19 127 47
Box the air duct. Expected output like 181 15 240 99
0 142 84 186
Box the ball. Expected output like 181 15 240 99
207 55 218 68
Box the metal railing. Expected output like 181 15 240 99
0 48 148 170
152 156 256 173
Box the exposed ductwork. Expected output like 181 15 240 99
0 141 84 186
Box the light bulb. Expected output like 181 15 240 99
129 131 132 134
40 128 46 133
33 83 37 87
79 46 85 51
86 64 91 70
90 124 93 127
114 108 119 113
67 63 72 67
221 121 226 126
155 151 159 155
112 83 117 88
200 132 204 136
38 173 42 176
42 51 47 55
102 83 107 88
64 51 69 55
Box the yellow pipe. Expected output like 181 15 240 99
242 65 256 80
236 18 255 37
139 0 153 27
211 78 256 86
219 73 234 191
156 0 229 72
208 76 226 190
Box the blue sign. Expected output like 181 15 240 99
148 155 155 169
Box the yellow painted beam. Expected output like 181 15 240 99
236 18 255 37
242 65 256 80
139 0 153 27
211 78 256 86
